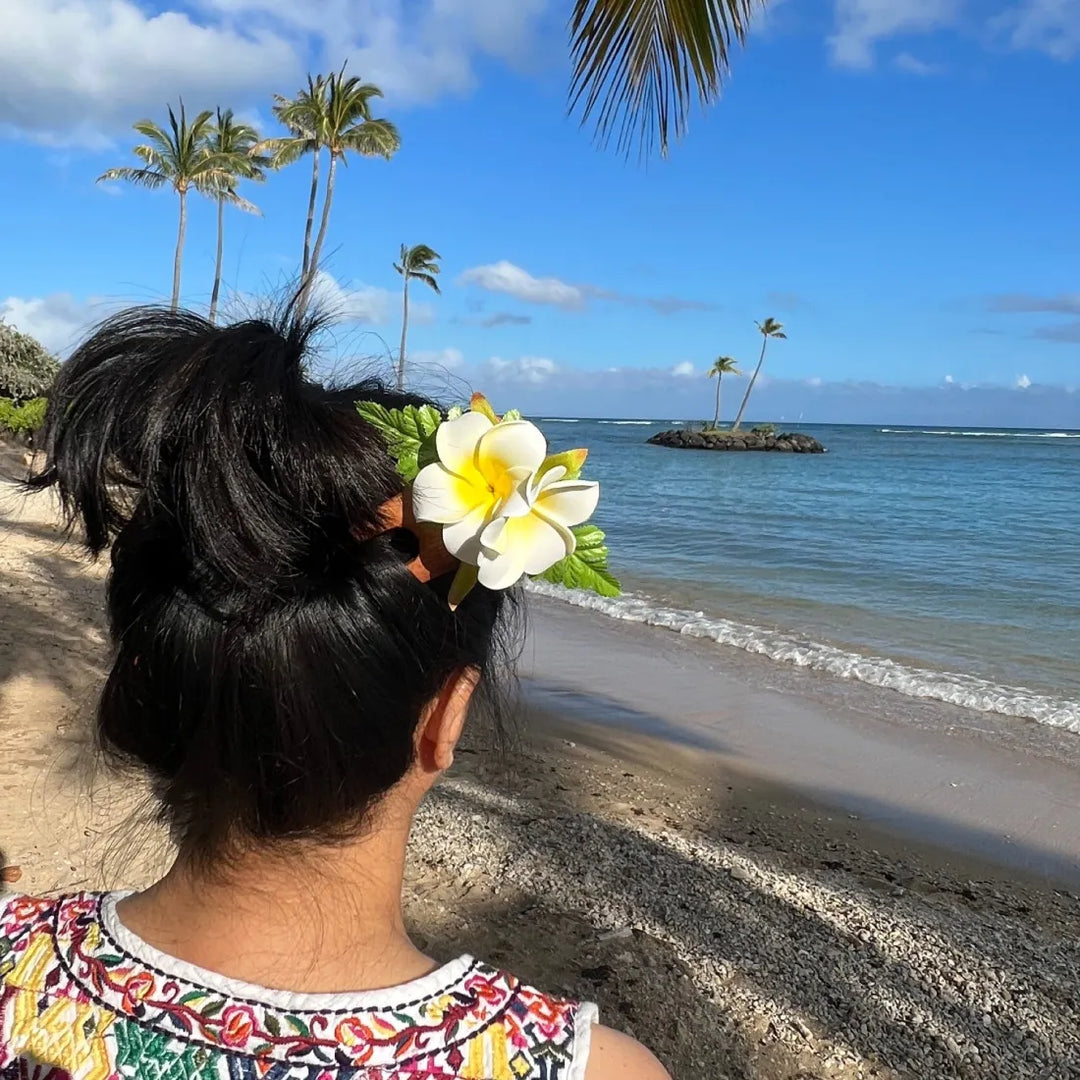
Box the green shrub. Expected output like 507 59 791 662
751 423 777 436
0 396 48 438
0 321 59 402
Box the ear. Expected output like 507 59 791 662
415 668 481 774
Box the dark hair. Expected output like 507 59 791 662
31 306 518 858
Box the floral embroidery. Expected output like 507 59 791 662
0 893 595 1080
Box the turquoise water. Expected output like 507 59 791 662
532 420 1080 734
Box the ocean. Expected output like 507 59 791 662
530 420 1080 737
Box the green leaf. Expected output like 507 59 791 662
537 524 621 598
501 408 523 422
357 401 442 482
286 1015 311 1038
201 999 227 1019
265 1014 281 1037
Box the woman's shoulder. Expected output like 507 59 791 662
584 1026 671 1080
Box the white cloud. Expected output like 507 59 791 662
1016 373 1033 388
196 0 552 104
0 293 117 354
893 51 941 74
828 0 961 69
486 356 558 385
307 273 398 325
460 260 715 316
995 0 1080 60
806 376 824 387
671 361 695 378
0 0 554 144
0 0 300 145
460 262 585 311
944 374 956 384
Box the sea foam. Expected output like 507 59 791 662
528 581 1080 734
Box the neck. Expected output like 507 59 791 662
116 792 437 994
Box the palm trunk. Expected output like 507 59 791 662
209 196 225 324
733 338 768 431
301 150 320 278
713 374 722 429
172 187 188 311
298 152 338 316
397 275 410 391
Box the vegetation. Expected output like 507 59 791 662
263 70 400 315
706 355 741 429
0 397 47 439
751 422 777 436
394 244 442 390
0 322 58 403
99 103 236 310
205 109 269 323
569 0 765 157
733 316 787 431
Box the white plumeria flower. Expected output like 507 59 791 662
412 410 600 592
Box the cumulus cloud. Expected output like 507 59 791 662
1016 373 1033 389
828 0 961 69
0 0 554 144
994 0 1080 60
485 356 558 385
305 272 434 327
0 293 118 354
0 0 300 145
461 262 585 310
893 51 941 74
944 374 956 384
671 361 695 378
460 260 714 316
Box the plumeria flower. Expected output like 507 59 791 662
412 400 599 601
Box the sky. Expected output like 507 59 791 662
1 0 1078 424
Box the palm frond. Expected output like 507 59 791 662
569 0 762 158
406 244 441 267
96 167 169 190
339 117 400 159
411 273 441 294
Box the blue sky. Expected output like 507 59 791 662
1 0 1078 423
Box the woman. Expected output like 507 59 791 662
0 308 668 1080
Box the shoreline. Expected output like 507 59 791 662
523 598 1080 887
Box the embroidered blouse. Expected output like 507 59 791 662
0 893 597 1080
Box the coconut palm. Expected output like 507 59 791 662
569 0 766 157
297 72 400 312
707 356 741 429
732 317 786 431
260 75 328 280
98 103 227 309
393 244 442 390
205 109 270 323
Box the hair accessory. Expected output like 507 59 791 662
357 393 619 607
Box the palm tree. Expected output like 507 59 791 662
297 71 400 313
205 109 270 323
98 103 226 309
569 0 766 157
394 245 442 390
707 356 741 429
732 317 786 431
260 75 328 280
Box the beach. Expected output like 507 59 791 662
3 464 1080 1079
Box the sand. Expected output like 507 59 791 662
3 449 1080 1079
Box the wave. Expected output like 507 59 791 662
599 420 658 426
879 428 1080 439
528 582 1080 734
539 418 580 423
